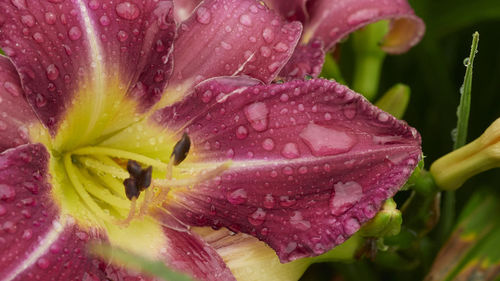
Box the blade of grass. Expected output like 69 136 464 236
439 32 479 243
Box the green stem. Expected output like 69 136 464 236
351 21 389 101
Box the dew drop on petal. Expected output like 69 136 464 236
263 194 275 208
244 102 269 132
0 184 16 200
115 2 140 20
3 81 21 96
281 142 300 159
300 123 356 156
36 258 50 269
248 208 266 226
330 181 363 216
261 138 275 151
46 64 59 81
196 7 211 24
117 30 129 42
343 217 360 235
68 26 82 41
227 188 247 205
236 125 249 139
239 14 252 26
44 12 56 24
262 28 274 43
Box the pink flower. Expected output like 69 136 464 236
0 0 422 280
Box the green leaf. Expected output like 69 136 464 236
454 32 479 150
89 242 195 281
320 53 346 84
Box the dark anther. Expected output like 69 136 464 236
124 178 140 200
127 160 142 178
137 166 153 191
171 133 191 166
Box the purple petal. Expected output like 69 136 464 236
0 56 39 152
0 0 176 132
304 0 425 54
163 0 302 105
173 0 202 22
155 78 421 262
162 227 236 281
262 0 309 22
278 38 325 80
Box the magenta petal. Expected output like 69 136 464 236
165 0 302 101
0 0 176 132
304 0 425 54
278 38 325 80
0 56 39 152
162 227 236 281
262 0 309 22
158 78 421 262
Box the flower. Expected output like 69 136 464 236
431 118 500 190
0 0 422 280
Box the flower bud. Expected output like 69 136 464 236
430 118 500 190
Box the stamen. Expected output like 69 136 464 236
127 160 143 178
171 133 191 166
154 161 231 188
124 177 140 201
116 197 137 227
72 146 168 171
64 154 116 223
78 170 130 209
137 166 153 191
79 156 129 179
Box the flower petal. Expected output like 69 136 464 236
303 0 425 54
0 143 141 281
161 227 236 281
0 0 176 133
278 38 325 80
160 0 302 106
262 0 309 22
0 56 39 152
157 78 421 262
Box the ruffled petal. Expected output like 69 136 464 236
161 227 236 281
155 78 421 262
161 0 302 106
303 0 425 54
262 0 309 22
278 38 325 80
173 0 202 23
0 56 39 152
0 143 146 281
0 0 176 134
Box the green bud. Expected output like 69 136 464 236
375 83 411 119
360 199 402 238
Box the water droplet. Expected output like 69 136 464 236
32 32 44 43
262 28 274 43
195 7 211 24
330 181 363 216
46 64 59 81
35 93 47 108
2 220 16 233
68 26 82 40
267 62 281 73
377 112 389 122
244 102 269 132
0 184 15 200
3 81 21 96
116 2 140 20
279 195 296 207
220 41 232 50
10 0 27 10
236 125 249 139
324 113 332 121
463 57 470 66
281 142 300 159
22 229 33 240
239 14 252 26
227 188 247 205
285 241 297 254
21 14 35 27
263 194 275 208
261 138 275 151
37 258 50 269
88 0 100 10
44 12 56 25
343 108 356 119
290 211 311 230
117 30 129 42
300 123 356 156
260 46 271 57
99 15 110 26
273 42 288 52
343 217 360 235
248 208 266 226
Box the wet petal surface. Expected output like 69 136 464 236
161 0 302 106
173 0 202 22
0 0 176 134
154 78 421 262
0 56 39 152
278 38 325 81
262 0 309 22
303 0 425 53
